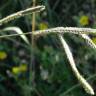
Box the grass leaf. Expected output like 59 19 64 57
2 27 30 44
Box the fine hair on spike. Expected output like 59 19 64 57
0 5 45 25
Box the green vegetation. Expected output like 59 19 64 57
0 0 96 96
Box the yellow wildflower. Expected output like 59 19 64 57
12 64 27 75
39 22 48 30
0 51 7 60
79 15 89 26
12 67 20 74
91 37 96 44
19 64 27 72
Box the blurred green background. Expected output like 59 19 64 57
0 0 96 96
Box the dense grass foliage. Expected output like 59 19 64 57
0 0 96 96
